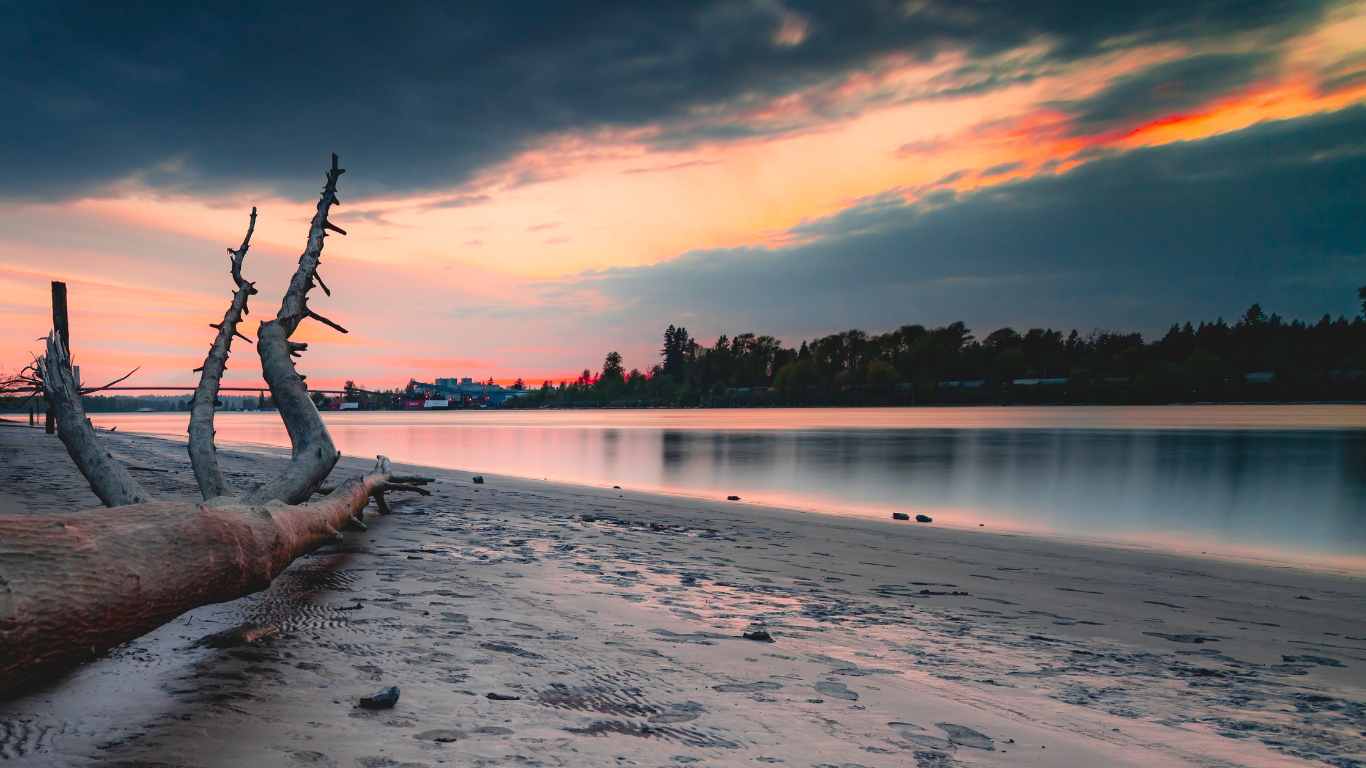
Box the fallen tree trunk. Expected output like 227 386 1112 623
0 457 429 698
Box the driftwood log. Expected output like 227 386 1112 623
0 458 430 696
0 154 428 699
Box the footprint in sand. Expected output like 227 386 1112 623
935 722 995 750
814 681 858 701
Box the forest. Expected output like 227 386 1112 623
514 302 1366 407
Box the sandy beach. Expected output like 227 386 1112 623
2 419 1364 768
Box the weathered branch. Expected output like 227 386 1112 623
306 309 348 334
188 207 258 501
0 457 426 697
78 366 141 396
245 156 346 505
37 333 152 507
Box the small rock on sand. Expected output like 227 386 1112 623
486 692 521 700
472 476 484 484
892 513 910 520
915 514 933 523
742 630 774 643
727 495 740 501
358 686 400 709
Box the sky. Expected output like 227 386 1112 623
2 1 1365 390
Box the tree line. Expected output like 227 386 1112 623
513 301 1366 407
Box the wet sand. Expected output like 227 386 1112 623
2 419 1364 767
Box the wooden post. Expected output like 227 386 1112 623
52 281 69 355
46 281 69 434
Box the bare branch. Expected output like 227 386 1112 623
306 309 348 334
79 366 141 395
188 207 257 500
38 332 152 507
245 156 346 504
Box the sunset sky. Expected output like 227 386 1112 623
2 1 1365 390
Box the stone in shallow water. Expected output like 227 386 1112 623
713 681 782 693
192 622 277 648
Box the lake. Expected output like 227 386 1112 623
90 405 1366 567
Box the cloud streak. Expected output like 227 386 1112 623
545 106 1366 339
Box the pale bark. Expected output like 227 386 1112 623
243 155 348 505
37 333 151 507
187 207 259 500
0 457 430 697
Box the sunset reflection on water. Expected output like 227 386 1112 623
91 405 1366 565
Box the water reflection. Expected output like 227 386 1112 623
87 407 1366 562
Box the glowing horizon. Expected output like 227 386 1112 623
3 3 1364 392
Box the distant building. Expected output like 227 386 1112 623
415 376 533 405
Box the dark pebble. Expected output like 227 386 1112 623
742 630 775 643
727 495 740 501
472 476 484 484
915 514 933 523
358 686 400 709
486 692 521 700
892 513 910 521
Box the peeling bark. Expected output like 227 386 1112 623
0 457 429 698
187 207 259 501
244 155 348 505
37 333 151 507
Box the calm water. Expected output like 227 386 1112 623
91 406 1366 565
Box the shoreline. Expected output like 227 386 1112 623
68 411 1366 574
2 422 1365 766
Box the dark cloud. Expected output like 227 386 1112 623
423 194 492 210
0 0 1339 200
547 106 1366 338
980 161 1024 176
1060 52 1279 134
